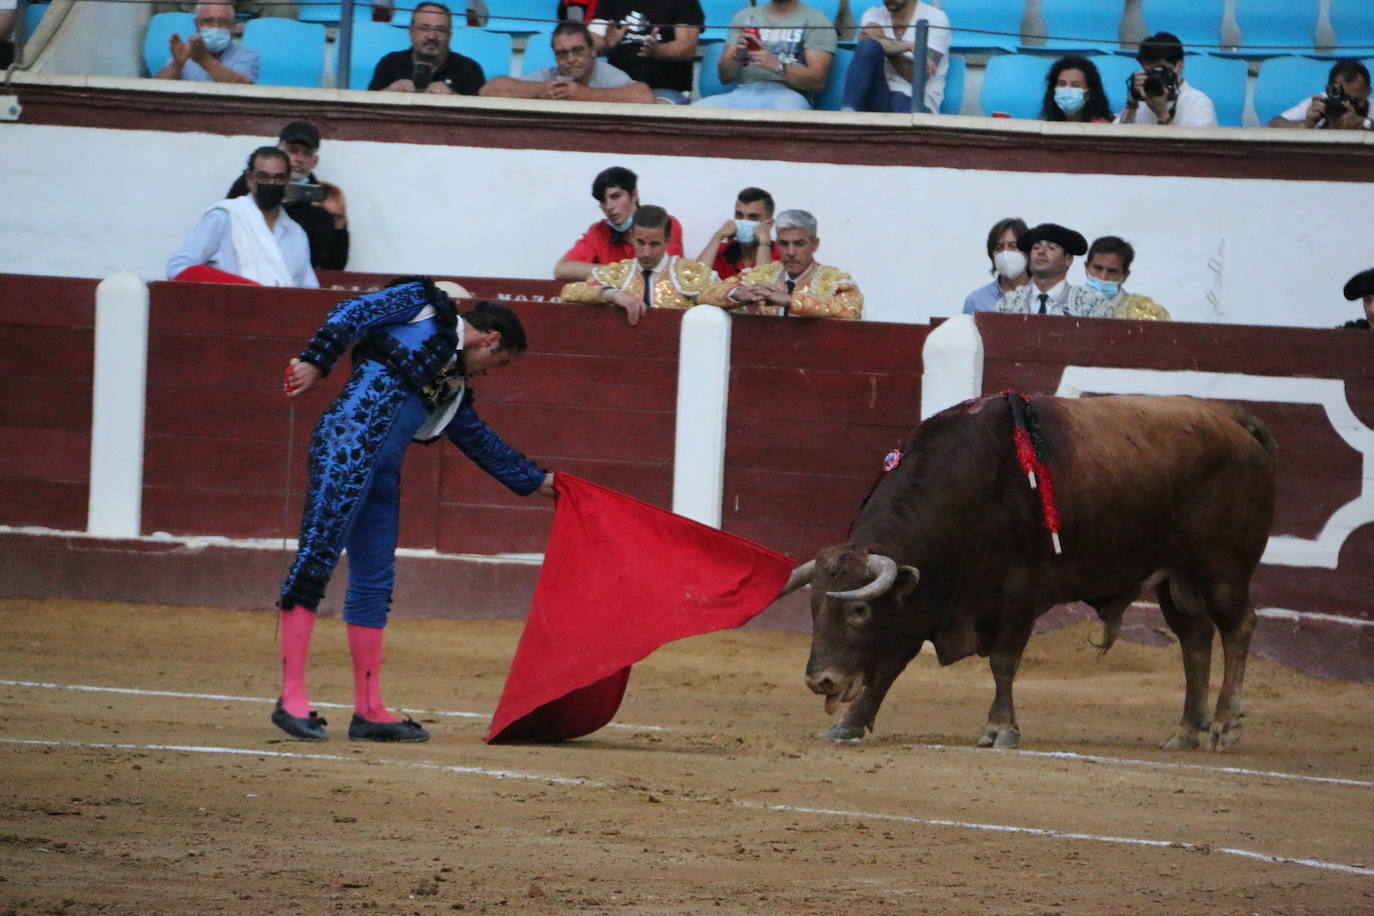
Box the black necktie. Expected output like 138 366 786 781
1037 293 1049 315
785 276 796 294
642 268 653 306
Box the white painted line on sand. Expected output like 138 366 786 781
1 737 1365 877
0 679 663 731
736 801 1373 876
909 744 1374 789
0 737 600 786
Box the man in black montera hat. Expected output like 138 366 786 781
997 223 1113 318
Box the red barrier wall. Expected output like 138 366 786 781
0 274 98 531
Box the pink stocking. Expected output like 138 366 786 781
347 623 401 723
279 605 316 718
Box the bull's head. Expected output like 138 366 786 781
783 544 921 718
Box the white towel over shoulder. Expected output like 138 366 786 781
209 195 295 287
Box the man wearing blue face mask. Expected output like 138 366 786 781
553 165 685 281
696 187 780 280
154 1 258 84
1084 236 1170 321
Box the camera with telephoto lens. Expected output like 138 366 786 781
618 10 653 43
1129 65 1179 104
412 59 434 90
1320 83 1370 126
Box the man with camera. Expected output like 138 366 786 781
1268 60 1373 131
167 147 318 288
368 2 486 95
225 121 349 271
481 21 655 103
588 0 704 104
1116 31 1216 128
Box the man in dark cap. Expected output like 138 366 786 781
997 223 1112 318
226 120 350 271
1340 269 1374 329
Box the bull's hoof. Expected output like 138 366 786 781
975 725 1019 749
822 722 865 742
1160 727 1202 750
1208 721 1242 751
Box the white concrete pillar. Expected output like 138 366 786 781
87 273 149 537
920 314 984 421
672 305 732 527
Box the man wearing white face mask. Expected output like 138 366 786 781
963 217 1028 314
1084 236 1170 320
154 1 258 84
697 187 780 280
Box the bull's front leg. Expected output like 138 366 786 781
823 657 910 742
976 649 1023 748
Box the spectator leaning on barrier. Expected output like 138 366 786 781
226 121 350 271
701 209 862 319
368 2 486 94
560 205 718 325
1340 269 1374 329
1268 60 1373 131
963 217 1028 314
589 0 705 105
167 147 319 288
553 165 685 280
696 186 779 279
1116 31 1216 128
998 223 1111 318
481 21 655 103
840 0 949 114
1085 236 1170 320
154 1 258 84
692 0 836 111
1041 55 1113 123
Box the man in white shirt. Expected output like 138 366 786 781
840 0 949 114
167 147 319 288
1116 31 1216 128
1268 59 1373 131
998 223 1112 318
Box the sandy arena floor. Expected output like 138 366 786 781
1 597 1371 914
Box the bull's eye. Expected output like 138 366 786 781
848 602 871 626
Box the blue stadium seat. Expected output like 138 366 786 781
452 26 514 78
1252 55 1333 123
940 54 966 114
1090 53 1137 115
340 19 407 89
1331 0 1374 55
978 52 1052 118
1230 0 1319 58
696 40 735 98
1140 0 1223 53
297 1 376 25
1034 0 1120 54
22 2 50 41
942 0 1021 54
144 12 195 75
520 29 554 75
485 0 556 34
1181 53 1248 126
244 17 327 87
813 46 853 111
698 0 747 44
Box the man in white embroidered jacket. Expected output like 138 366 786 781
167 146 319 288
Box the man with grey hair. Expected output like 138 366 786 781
154 1 258 83
702 209 862 319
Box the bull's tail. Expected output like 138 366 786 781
1224 402 1278 458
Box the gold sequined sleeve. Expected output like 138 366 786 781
560 260 631 304
791 271 864 320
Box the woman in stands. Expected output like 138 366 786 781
1040 55 1112 123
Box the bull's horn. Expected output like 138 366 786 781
779 560 815 597
827 554 898 601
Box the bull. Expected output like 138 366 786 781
783 394 1277 751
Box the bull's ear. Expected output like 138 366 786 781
893 565 921 600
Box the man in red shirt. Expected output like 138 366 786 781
554 166 684 280
696 186 781 280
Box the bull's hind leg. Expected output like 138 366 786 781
1157 578 1215 750
1205 582 1256 751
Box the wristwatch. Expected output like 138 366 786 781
1363 117 1373 130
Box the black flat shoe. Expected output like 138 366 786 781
348 714 430 743
271 697 328 741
